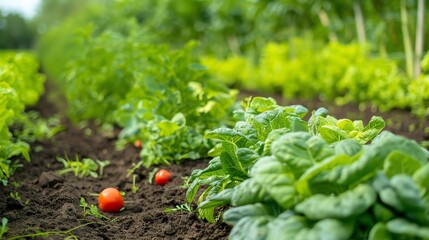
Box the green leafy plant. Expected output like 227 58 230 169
14 111 64 142
184 97 429 239
219 132 429 240
204 39 429 117
164 203 193 214
57 155 110 178
0 51 45 185
186 97 385 222
79 198 114 222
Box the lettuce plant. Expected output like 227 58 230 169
186 97 385 222
186 97 429 239
0 52 45 185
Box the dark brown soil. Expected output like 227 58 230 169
1 83 231 240
1 85 428 240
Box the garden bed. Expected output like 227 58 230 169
1 85 428 240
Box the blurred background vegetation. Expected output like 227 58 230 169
1 0 428 116
1 0 427 74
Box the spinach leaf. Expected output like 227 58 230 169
295 184 376 220
271 132 334 178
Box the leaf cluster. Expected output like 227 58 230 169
185 97 429 239
79 198 113 221
0 52 45 185
186 97 385 223
44 21 237 168
57 155 110 178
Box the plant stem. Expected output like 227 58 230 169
353 0 366 44
401 0 414 78
7 222 95 240
414 0 425 78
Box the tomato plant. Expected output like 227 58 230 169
154 170 171 186
98 188 124 212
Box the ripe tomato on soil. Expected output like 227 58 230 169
98 188 124 212
154 169 172 186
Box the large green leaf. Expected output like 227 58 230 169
413 164 429 206
266 212 354 240
384 150 423 178
230 178 272 206
377 175 428 224
315 134 427 187
387 218 429 238
224 203 277 240
248 97 278 114
252 108 292 141
368 223 392 240
295 184 376 220
271 132 334 178
296 153 359 196
250 156 300 209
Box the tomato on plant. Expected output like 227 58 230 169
154 169 171 186
134 140 142 149
98 188 124 212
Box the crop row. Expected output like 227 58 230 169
203 39 429 117
40 30 237 168
187 97 429 239
0 52 46 185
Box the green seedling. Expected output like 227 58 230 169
0 218 8 239
57 154 110 178
131 174 139 193
80 198 115 222
9 192 30 205
164 203 193 213
10 192 22 201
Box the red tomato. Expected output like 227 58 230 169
98 188 124 212
134 140 142 149
154 169 171 186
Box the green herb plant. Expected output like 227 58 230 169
57 155 110 178
79 198 115 222
9 192 29 205
164 203 193 214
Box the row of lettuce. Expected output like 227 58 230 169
186 97 429 239
0 52 45 185
203 40 429 117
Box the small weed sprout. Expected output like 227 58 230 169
57 154 110 178
164 203 193 213
132 174 139 193
79 198 115 222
